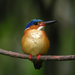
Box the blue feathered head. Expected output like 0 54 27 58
25 19 43 30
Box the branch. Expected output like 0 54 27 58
0 48 75 61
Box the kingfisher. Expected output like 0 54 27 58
21 19 57 69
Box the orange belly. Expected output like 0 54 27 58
21 29 50 56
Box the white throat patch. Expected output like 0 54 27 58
37 26 44 30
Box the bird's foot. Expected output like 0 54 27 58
29 54 31 60
29 54 41 60
37 54 41 60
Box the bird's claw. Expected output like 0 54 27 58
29 54 31 60
37 54 41 60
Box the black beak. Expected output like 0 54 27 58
44 20 57 25
39 20 57 26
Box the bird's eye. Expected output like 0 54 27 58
34 22 38 25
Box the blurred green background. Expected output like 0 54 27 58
0 0 75 75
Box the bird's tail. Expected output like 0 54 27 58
32 60 43 69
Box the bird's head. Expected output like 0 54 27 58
25 19 57 30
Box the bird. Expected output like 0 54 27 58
21 19 57 69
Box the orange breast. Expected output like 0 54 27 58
21 29 50 56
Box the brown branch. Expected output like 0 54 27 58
0 48 75 61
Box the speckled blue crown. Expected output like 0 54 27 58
25 19 43 30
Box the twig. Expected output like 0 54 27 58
0 48 75 61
